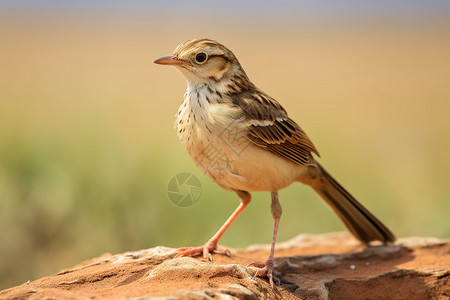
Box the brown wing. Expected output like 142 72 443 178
248 118 319 165
230 88 320 165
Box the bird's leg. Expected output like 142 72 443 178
248 191 282 287
176 190 251 261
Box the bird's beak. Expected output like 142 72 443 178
153 55 184 66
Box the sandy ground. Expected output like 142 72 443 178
1 233 449 299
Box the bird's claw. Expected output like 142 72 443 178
223 248 232 257
175 242 231 261
247 261 280 288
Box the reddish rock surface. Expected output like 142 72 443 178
1 232 449 299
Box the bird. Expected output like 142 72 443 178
154 38 396 286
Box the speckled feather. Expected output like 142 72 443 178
157 38 396 247
173 39 319 168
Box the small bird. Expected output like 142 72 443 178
154 39 395 286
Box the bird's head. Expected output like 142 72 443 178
154 39 245 86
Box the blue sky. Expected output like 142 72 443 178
2 1 450 18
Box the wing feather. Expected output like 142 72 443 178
230 87 320 165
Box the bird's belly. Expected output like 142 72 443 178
179 123 306 191
176 96 308 192
219 145 307 192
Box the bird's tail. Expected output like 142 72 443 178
304 162 396 244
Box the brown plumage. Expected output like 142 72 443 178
155 38 396 287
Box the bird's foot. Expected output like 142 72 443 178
247 260 279 288
175 241 231 261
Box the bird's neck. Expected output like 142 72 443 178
186 69 253 102
179 67 255 127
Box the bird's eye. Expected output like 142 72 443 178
195 52 207 64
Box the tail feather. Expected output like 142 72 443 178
309 163 396 244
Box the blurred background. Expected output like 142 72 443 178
1 0 450 290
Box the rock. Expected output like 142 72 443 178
1 232 449 299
